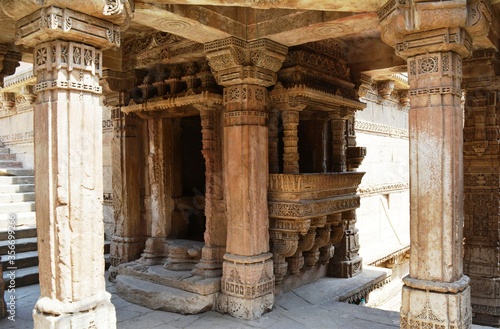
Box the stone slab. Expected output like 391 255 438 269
116 274 217 315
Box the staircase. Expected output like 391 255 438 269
0 142 38 287
0 142 110 288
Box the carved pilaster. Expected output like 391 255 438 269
0 92 15 112
205 37 287 320
463 49 500 327
101 70 147 278
192 104 227 278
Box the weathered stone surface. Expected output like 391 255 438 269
116 275 217 315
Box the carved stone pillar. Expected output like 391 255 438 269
463 50 500 327
7 3 129 327
268 110 280 174
192 104 227 278
140 117 173 264
329 210 362 278
101 70 146 279
330 112 347 172
205 37 287 319
380 1 477 327
281 110 300 174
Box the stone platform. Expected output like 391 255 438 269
4 268 498 329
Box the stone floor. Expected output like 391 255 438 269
1 269 496 329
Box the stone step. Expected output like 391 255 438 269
116 274 217 315
0 192 35 203
0 184 35 193
0 148 9 154
0 168 34 176
3 266 39 288
0 201 36 214
0 176 34 184
1 250 38 271
0 160 22 168
0 237 37 255
0 212 36 229
0 154 16 161
0 226 36 240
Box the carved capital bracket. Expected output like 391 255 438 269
101 69 148 107
378 0 495 58
0 45 21 88
205 37 288 87
14 6 122 50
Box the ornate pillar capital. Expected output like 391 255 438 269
10 5 127 50
378 0 497 58
101 69 147 107
205 37 288 87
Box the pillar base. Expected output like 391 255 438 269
191 246 225 278
468 276 500 327
217 252 275 319
329 256 362 278
33 294 116 329
400 284 472 329
217 292 273 320
139 237 167 265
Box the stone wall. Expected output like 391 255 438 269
355 98 410 265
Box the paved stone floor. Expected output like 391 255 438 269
1 270 496 329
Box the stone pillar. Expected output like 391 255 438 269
101 70 146 279
330 112 347 172
205 37 287 319
281 110 300 174
463 50 500 327
192 104 227 278
6 3 130 327
140 117 174 264
380 2 475 327
268 110 280 174
329 209 362 277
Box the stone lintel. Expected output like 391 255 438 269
15 6 120 50
205 37 287 87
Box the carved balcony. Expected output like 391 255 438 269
268 172 365 284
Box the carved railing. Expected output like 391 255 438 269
268 172 364 284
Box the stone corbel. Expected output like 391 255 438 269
377 80 395 100
303 216 331 269
0 46 21 88
0 92 15 112
101 69 148 107
270 218 310 284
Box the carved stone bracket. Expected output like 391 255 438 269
0 45 21 88
205 37 288 87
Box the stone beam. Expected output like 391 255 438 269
134 3 233 43
257 12 379 46
137 0 388 12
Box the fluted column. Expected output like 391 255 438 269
192 104 227 278
205 37 287 320
379 1 478 327
463 50 500 327
5 3 131 327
